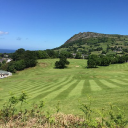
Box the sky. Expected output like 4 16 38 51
0 0 128 50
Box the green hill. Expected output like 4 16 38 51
54 32 128 55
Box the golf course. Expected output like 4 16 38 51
0 59 128 117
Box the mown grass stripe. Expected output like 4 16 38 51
68 80 85 97
89 80 102 91
120 79 128 82
106 79 126 87
110 79 128 85
23 77 68 94
12 81 53 94
29 76 74 100
94 80 111 89
54 80 79 100
81 80 91 95
47 80 78 100
29 76 73 96
11 76 67 94
8 80 40 91
99 80 118 88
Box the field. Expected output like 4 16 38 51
0 59 128 117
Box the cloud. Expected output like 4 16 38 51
0 31 9 35
17 37 21 40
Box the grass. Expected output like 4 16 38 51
0 59 128 118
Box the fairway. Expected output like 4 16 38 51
0 59 128 117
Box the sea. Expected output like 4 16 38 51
0 49 16 53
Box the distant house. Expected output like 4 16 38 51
81 54 89 59
72 53 89 59
0 70 12 79
4 54 9 58
72 53 76 58
6 58 12 63
0 58 12 63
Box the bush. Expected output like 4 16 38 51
0 94 127 128
55 56 70 68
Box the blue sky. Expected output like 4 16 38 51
0 0 128 50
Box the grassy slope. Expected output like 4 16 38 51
0 59 128 117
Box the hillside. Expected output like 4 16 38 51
54 32 128 55
0 59 128 127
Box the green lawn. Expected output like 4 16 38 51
0 59 128 117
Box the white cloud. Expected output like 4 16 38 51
0 31 9 35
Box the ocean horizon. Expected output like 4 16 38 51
0 49 16 53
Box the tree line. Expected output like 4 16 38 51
87 54 128 68
1 48 128 72
0 49 37 73
0 48 74 72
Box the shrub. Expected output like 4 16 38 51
55 56 70 68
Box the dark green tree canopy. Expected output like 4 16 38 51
1 48 37 73
55 55 70 69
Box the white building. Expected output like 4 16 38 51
0 70 12 79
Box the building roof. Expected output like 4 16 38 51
0 70 9 74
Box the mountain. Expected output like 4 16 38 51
64 32 108 44
54 32 128 55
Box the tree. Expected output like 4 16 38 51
12 48 25 61
87 55 101 68
46 50 58 58
100 56 110 66
7 62 16 73
75 52 81 59
87 59 97 68
55 56 70 69
15 60 26 70
24 50 37 68
2 60 6 64
59 51 73 58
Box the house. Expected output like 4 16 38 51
81 54 89 59
6 58 12 63
0 70 12 79
0 58 12 63
72 53 76 58
4 54 9 58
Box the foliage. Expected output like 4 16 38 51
75 52 82 59
87 54 128 68
7 62 16 73
59 51 73 58
55 55 70 68
36 50 49 59
2 48 37 73
12 48 25 61
80 98 128 128
0 63 9 71
87 55 101 68
0 94 128 127
45 50 59 58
